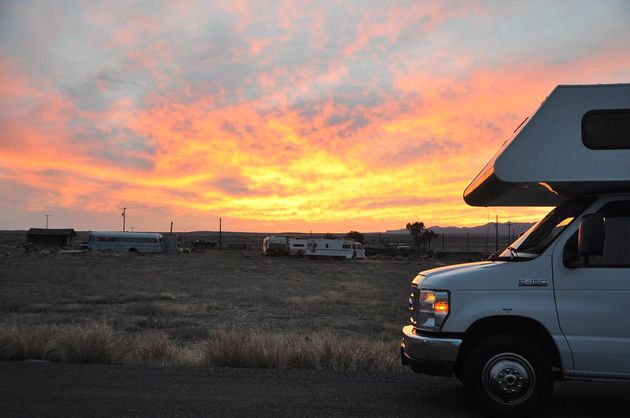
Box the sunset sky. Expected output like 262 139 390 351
1 1 629 233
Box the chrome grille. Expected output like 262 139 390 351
408 285 418 325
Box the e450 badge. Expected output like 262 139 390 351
518 279 548 287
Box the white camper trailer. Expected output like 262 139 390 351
288 238 366 259
287 238 308 256
400 84 630 416
262 236 288 256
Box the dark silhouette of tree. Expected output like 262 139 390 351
406 221 425 248
345 230 365 244
406 221 438 253
323 233 336 239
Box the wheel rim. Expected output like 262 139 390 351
481 352 536 406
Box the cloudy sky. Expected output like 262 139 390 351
1 0 629 232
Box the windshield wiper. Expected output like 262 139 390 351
507 246 519 259
490 247 520 261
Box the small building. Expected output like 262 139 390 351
27 228 76 246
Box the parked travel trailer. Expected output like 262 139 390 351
287 238 308 256
400 84 630 416
87 231 164 253
262 236 288 256
288 238 366 259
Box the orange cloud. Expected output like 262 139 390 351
1 1 629 232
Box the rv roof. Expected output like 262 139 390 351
89 231 163 238
464 83 630 206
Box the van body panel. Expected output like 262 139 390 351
419 256 552 292
426 257 562 342
552 196 630 377
420 254 574 371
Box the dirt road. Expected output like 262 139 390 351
2 362 629 417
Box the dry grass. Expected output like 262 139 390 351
0 325 59 361
0 324 400 371
128 302 205 317
204 330 400 372
0 324 127 364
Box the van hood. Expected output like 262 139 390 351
411 259 550 291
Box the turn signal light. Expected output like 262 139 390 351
434 301 449 313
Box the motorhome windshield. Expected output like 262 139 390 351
499 197 595 259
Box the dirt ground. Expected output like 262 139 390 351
0 243 463 344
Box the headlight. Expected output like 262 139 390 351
417 289 450 332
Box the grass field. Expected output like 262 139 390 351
0 237 474 371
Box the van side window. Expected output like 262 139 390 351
565 200 630 267
582 109 630 149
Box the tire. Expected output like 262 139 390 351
462 334 553 417
128 248 138 253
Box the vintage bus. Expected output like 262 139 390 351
87 231 164 253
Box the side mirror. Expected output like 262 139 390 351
578 213 605 258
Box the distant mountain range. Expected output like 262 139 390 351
385 222 535 236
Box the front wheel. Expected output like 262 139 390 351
462 334 553 417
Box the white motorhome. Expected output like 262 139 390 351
400 84 630 416
262 236 288 256
87 231 164 253
288 238 366 259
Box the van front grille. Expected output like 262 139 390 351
408 285 418 326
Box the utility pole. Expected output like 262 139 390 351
495 214 499 253
45 214 50 229
121 207 126 232
131 226 134 232
219 217 222 252
486 209 490 255
507 221 511 245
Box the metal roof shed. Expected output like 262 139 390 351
27 228 77 246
